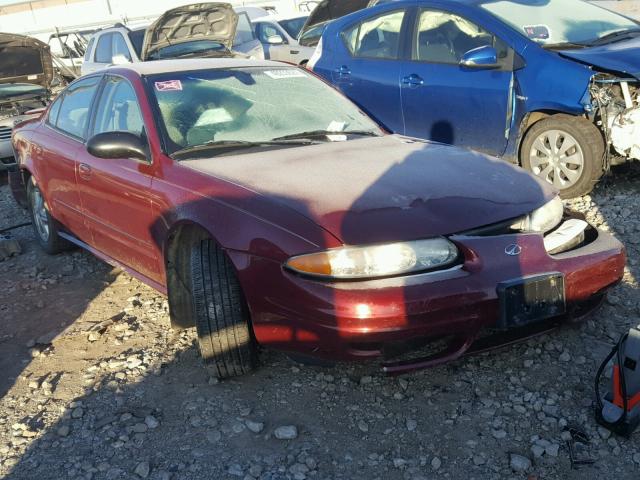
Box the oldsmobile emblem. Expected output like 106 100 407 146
504 244 522 256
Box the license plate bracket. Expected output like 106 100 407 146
498 273 566 328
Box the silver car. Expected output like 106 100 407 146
0 33 52 170
253 14 316 65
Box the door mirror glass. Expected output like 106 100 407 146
87 132 148 161
460 45 500 69
266 34 285 45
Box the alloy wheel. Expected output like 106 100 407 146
528 129 584 190
31 187 50 242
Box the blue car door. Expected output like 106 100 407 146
331 8 410 133
400 8 514 156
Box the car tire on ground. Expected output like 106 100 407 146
189 239 257 378
520 114 604 199
27 178 72 254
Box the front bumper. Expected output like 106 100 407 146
0 138 15 171
234 225 625 371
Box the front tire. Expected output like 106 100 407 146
189 239 257 378
27 179 71 254
520 114 604 198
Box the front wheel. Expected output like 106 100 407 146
520 115 604 199
27 179 71 254
189 239 257 378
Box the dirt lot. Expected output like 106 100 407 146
0 165 639 480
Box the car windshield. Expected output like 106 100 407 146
148 40 228 60
279 17 307 38
0 83 46 100
480 0 640 46
148 66 381 156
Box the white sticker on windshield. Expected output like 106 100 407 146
155 80 182 91
263 69 307 79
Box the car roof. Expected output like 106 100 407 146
108 58 293 76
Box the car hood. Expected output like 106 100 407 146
0 33 54 89
182 136 555 245
558 37 640 79
141 2 238 60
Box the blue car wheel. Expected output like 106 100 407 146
521 115 604 199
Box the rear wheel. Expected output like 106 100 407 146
520 115 604 198
27 179 71 254
189 239 257 378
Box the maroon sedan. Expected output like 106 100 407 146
9 59 625 378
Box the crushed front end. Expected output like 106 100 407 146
589 73 640 166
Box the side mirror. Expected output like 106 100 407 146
266 34 285 45
460 45 500 70
111 54 131 65
87 132 148 161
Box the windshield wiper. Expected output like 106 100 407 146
170 49 229 59
171 139 316 159
271 130 380 141
543 41 588 50
583 28 640 46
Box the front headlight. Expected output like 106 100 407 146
511 196 563 233
285 238 459 280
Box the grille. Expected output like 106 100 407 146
0 126 11 140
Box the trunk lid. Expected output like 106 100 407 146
182 136 555 245
141 2 238 61
298 0 378 44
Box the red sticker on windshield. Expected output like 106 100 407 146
155 80 182 91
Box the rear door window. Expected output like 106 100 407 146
94 33 113 63
47 94 63 125
342 10 405 59
54 77 101 139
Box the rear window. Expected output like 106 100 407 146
299 23 326 47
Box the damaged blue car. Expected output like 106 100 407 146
308 0 640 197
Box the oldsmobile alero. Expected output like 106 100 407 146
9 59 625 377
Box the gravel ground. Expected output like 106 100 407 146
0 164 639 480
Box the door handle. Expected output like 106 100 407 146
401 74 424 87
78 163 92 180
335 65 351 77
290 49 300 55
